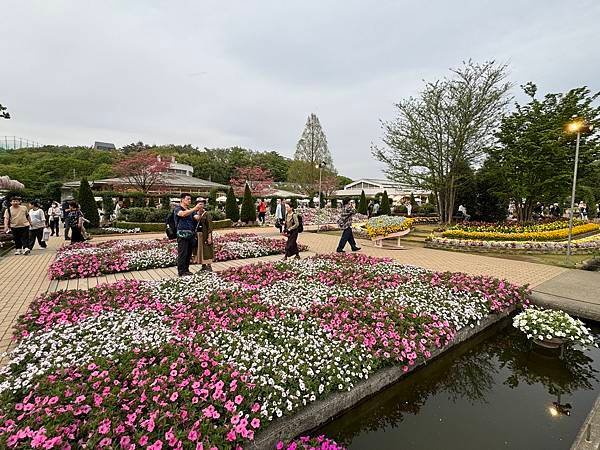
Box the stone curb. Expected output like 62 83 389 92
571 391 600 450
250 306 516 450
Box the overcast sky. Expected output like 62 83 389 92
1 0 599 179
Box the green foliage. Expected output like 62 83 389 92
580 186 597 219
336 175 352 187
240 184 256 223
290 198 298 209
78 178 100 228
102 195 115 216
320 192 325 208
472 159 509 222
121 207 167 223
225 187 239 222
132 197 145 208
357 190 368 214
147 197 156 208
380 191 391 215
123 198 131 208
208 188 218 209
489 84 600 222
270 198 277 214
160 195 171 210
331 198 338 208
409 193 418 208
308 197 315 208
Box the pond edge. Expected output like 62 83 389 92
250 305 516 450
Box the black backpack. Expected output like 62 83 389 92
297 214 304 233
165 211 177 239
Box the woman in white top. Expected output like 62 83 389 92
28 200 47 250
48 201 62 236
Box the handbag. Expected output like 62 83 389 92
42 227 51 241
177 230 194 239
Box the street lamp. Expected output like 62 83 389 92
315 161 327 209
565 118 593 261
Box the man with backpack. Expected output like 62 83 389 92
174 193 201 277
336 198 361 253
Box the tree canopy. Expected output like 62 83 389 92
488 83 600 222
373 60 512 223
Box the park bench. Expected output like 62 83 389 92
371 228 411 249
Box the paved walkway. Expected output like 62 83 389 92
1 227 597 357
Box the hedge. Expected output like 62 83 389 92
115 219 233 232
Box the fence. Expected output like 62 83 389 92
0 136 42 150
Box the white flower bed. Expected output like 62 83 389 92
204 316 373 421
0 309 175 394
513 308 596 347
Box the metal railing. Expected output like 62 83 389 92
0 136 42 150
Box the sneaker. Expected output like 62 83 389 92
23 248 31 255
179 271 194 277
14 249 22 255
336 250 345 253
351 247 362 252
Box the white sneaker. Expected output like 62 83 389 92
14 249 22 255
22 248 31 255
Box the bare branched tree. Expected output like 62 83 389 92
373 61 512 223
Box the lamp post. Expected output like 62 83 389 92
565 119 593 261
316 161 326 209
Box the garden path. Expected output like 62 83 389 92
0 226 588 359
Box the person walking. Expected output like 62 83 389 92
27 200 47 250
61 199 71 241
257 199 267 226
367 200 374 218
336 199 361 253
283 201 300 260
66 201 86 244
275 198 284 233
175 193 200 277
406 201 412 216
194 199 214 271
47 201 62 237
3 196 31 255
372 201 380 217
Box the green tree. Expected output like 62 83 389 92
78 178 100 228
270 198 277 214
331 198 338 208
358 190 368 214
320 192 326 208
160 195 171 210
489 84 600 222
208 188 218 209
240 184 256 223
225 187 240 222
290 197 298 209
0 103 10 119
380 190 391 215
103 195 115 217
373 61 512 223
336 175 352 188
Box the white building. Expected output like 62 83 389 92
334 179 431 204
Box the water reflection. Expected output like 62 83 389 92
317 321 600 449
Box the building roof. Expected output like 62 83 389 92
62 173 228 191
94 141 116 149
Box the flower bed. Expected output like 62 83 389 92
267 207 368 227
442 220 599 241
365 215 413 239
513 308 595 347
93 227 142 234
426 234 600 254
48 234 308 280
1 254 528 449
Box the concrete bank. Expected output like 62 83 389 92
531 270 600 322
250 306 516 450
572 392 600 450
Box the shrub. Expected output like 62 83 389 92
358 190 367 214
270 197 277 214
225 187 239 222
160 195 171 210
291 197 298 209
420 203 436 214
240 184 256 223
132 197 145 208
380 190 391 216
147 197 156 208
121 207 168 223
102 195 115 217
331 198 338 208
78 178 100 228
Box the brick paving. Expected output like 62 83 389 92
0 227 569 357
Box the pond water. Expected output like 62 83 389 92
317 320 600 450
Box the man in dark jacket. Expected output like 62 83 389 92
336 199 361 253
